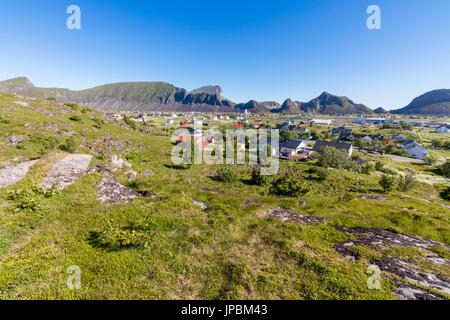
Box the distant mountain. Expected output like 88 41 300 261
271 98 304 113
234 100 281 113
373 107 388 114
0 77 236 112
392 89 450 116
299 92 373 114
189 85 224 98
2 77 447 115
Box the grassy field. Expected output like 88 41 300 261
0 92 449 300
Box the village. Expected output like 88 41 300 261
105 110 449 164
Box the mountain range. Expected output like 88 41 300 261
0 77 448 115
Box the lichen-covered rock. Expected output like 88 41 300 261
40 154 92 189
0 160 38 188
334 227 450 300
267 207 329 224
6 135 25 146
96 169 140 204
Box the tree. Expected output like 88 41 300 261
379 175 396 193
397 173 417 192
318 147 361 172
438 160 450 178
270 176 311 197
280 130 299 140
215 167 238 183
250 169 269 186
439 186 450 201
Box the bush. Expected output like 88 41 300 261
375 161 384 172
214 167 238 183
318 146 361 172
92 118 105 129
379 175 396 193
0 115 10 124
440 186 450 201
58 137 77 153
423 155 437 165
438 160 450 178
65 103 79 110
361 162 375 175
397 173 417 192
270 175 311 197
69 115 82 122
123 117 137 130
250 169 269 186
316 167 329 181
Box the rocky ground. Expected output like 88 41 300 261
334 227 450 300
0 159 38 188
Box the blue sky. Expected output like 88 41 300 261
0 0 449 110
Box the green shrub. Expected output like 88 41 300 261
250 169 269 186
0 115 10 124
318 147 361 172
340 193 356 202
438 160 450 178
65 103 79 110
88 221 153 250
214 167 238 183
439 186 450 201
361 162 375 175
397 173 417 192
270 175 311 197
423 156 437 165
58 137 77 153
379 174 396 193
69 115 82 122
375 161 385 172
92 118 105 129
316 167 329 181
123 117 137 130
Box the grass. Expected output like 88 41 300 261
0 92 449 300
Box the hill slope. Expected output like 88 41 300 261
392 89 450 115
0 92 449 300
0 78 236 112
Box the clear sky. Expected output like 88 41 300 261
0 0 449 110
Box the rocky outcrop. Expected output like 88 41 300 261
96 167 141 204
40 154 93 189
267 207 329 224
334 227 450 300
0 160 38 188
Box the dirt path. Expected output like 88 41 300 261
0 160 38 188
384 154 424 163
40 154 92 189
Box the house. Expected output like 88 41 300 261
311 119 332 125
391 134 407 140
279 140 307 156
436 124 449 133
401 140 429 159
313 141 353 157
165 119 174 126
258 137 283 156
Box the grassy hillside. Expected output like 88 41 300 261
0 92 449 299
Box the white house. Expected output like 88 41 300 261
279 140 307 156
165 119 174 126
436 124 449 133
311 119 332 125
401 140 429 159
